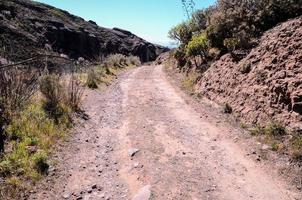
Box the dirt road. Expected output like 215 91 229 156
30 65 301 200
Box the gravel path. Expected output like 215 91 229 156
29 65 301 200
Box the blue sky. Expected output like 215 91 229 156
35 0 216 46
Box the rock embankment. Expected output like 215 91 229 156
0 0 168 62
197 16 302 131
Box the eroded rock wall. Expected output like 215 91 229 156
197 17 302 130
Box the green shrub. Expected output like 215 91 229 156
249 125 265 136
172 48 187 67
186 32 209 59
223 38 240 52
32 151 49 174
271 142 284 152
1 102 70 178
264 122 286 137
168 22 193 44
240 122 248 129
103 54 141 69
189 9 211 33
290 136 302 160
172 0 302 60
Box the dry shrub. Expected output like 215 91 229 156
181 72 199 95
39 74 63 119
86 70 98 89
104 54 141 68
63 74 84 111
0 67 39 118
0 66 39 152
105 54 127 68
128 56 141 66
40 73 84 115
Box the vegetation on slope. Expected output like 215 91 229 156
171 0 302 161
173 0 302 69
0 53 141 199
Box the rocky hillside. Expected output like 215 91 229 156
197 16 302 131
0 0 168 63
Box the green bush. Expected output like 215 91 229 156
172 48 187 67
0 102 70 179
249 125 265 136
181 72 199 94
290 136 302 160
32 151 49 174
186 32 209 58
172 0 302 60
168 22 193 44
39 74 77 121
264 122 286 137
248 122 287 137
223 38 240 52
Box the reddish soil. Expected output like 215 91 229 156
29 65 301 200
197 16 302 131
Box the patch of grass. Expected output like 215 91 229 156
264 122 286 137
39 75 65 122
223 103 233 114
85 66 115 89
86 70 98 89
4 176 25 197
32 151 49 174
0 100 71 195
249 122 286 138
240 122 248 129
193 92 203 99
271 142 284 152
290 136 302 161
63 75 84 111
104 54 141 68
181 72 199 95
84 55 140 90
128 56 141 66
249 125 265 136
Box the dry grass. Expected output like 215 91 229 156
0 69 83 199
84 54 140 89
180 72 199 95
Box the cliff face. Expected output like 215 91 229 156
0 0 168 62
197 16 302 131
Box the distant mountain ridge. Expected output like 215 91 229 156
0 0 169 62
